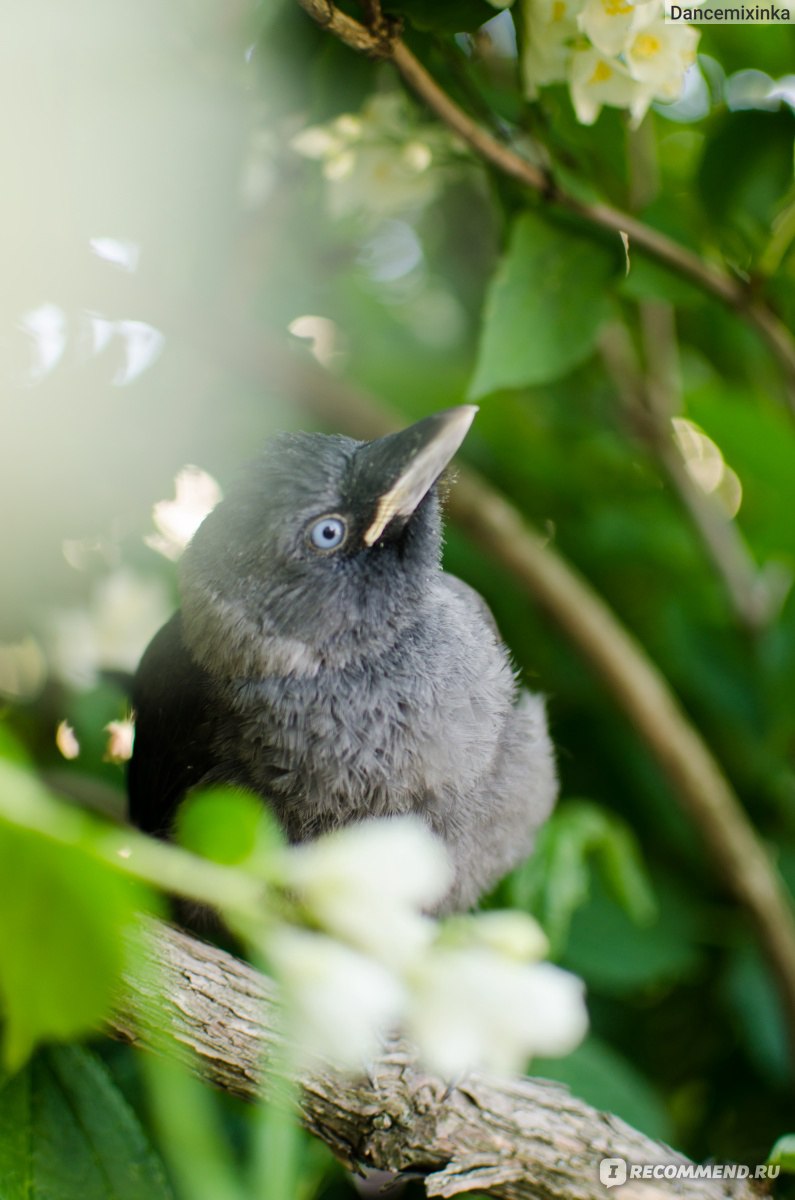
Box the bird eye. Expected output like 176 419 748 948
308 515 347 551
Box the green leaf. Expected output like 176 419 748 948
0 1045 173 1200
723 938 791 1088
175 786 283 867
0 761 152 1069
140 1051 244 1200
509 799 657 952
383 0 499 33
768 1134 795 1172
0 724 31 766
697 110 794 253
469 211 621 397
563 872 702 994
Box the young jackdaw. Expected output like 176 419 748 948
128 406 557 911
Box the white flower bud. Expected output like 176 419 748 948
267 927 406 1069
281 816 452 967
402 141 433 173
448 910 550 961
407 948 587 1077
291 126 344 160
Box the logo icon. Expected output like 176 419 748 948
600 1158 627 1188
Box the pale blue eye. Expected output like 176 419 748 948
309 515 346 551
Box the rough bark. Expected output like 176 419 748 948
112 922 770 1200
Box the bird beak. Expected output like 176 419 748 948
359 406 478 547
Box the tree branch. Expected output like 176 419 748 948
293 0 795 410
113 921 770 1200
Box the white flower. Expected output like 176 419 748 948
281 817 452 967
625 19 699 98
407 948 588 1077
446 910 550 961
569 46 654 124
145 465 222 562
291 126 346 161
333 113 364 140
323 149 356 182
402 141 433 173
578 0 657 58
267 927 406 1069
522 0 583 97
522 0 698 124
327 144 440 220
291 93 447 220
46 568 171 690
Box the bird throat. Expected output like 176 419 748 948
181 589 324 680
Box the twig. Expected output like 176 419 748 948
292 0 795 410
205 320 795 1057
112 920 770 1200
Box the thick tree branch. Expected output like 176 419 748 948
113 921 769 1200
293 0 795 409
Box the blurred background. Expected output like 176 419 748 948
2 0 795 1192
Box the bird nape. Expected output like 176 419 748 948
127 406 557 913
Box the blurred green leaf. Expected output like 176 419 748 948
175 786 282 867
509 800 657 952
563 873 702 994
620 254 703 307
0 724 31 766
140 1052 244 1200
0 761 151 1069
469 212 620 396
723 938 791 1088
0 1045 172 1200
768 1134 795 1172
698 111 794 254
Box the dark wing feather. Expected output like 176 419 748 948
127 612 218 836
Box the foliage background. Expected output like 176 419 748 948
1 0 795 1195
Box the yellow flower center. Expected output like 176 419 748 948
602 0 633 13
633 33 661 57
552 1 567 20
590 60 614 83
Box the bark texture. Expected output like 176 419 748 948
112 922 769 1200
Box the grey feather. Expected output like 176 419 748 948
129 410 557 912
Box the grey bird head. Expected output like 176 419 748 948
180 406 478 678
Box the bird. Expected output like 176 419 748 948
127 406 557 912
